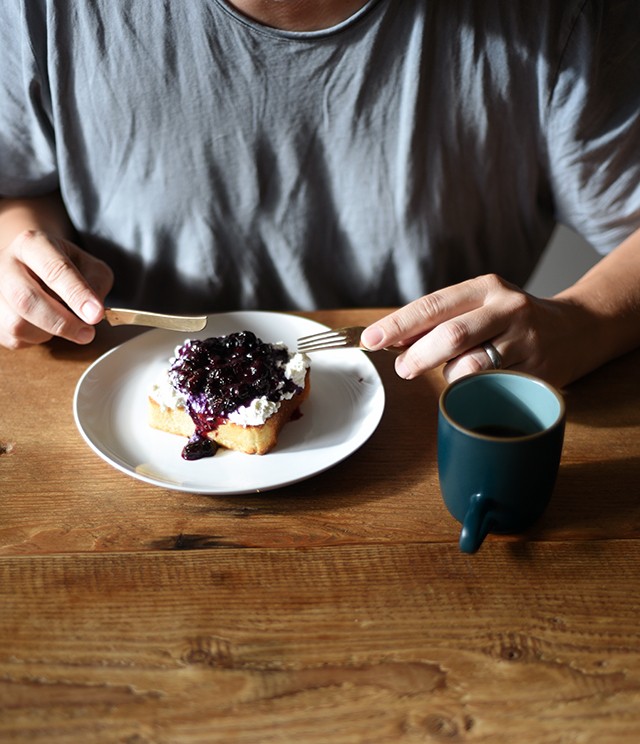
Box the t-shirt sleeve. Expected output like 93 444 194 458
0 3 58 197
544 1 640 255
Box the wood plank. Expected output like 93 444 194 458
1 542 640 742
3 323 640 555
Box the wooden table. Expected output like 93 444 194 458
2 309 640 743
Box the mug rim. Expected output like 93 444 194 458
438 369 566 441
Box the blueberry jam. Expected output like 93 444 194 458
182 433 218 461
168 331 302 460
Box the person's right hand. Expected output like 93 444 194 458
0 229 114 349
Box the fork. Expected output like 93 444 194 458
104 307 208 332
297 326 369 353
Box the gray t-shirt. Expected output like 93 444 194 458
1 1 639 312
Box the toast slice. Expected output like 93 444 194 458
148 332 310 458
148 374 310 455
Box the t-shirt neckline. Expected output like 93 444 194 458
212 0 383 40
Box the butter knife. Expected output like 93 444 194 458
104 307 208 332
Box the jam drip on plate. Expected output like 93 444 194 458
168 331 301 460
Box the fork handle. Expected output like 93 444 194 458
104 308 208 332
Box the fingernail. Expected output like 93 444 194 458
81 300 102 323
76 327 95 344
361 326 384 349
395 358 412 379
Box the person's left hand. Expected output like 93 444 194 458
360 274 586 388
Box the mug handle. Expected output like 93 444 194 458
459 493 493 553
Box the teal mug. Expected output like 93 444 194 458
438 371 565 553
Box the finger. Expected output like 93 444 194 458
393 304 510 379
361 277 495 351
1 233 100 344
0 293 53 350
442 349 495 383
14 231 105 324
66 242 114 300
2 274 98 345
442 339 517 383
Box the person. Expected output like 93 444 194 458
1 0 639 389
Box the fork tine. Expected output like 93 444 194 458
297 338 348 352
297 329 345 343
297 326 365 353
297 334 348 352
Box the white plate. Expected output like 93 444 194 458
73 311 385 494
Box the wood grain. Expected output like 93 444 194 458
2 309 640 742
2 542 640 743
2 315 640 556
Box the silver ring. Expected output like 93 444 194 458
482 341 503 369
